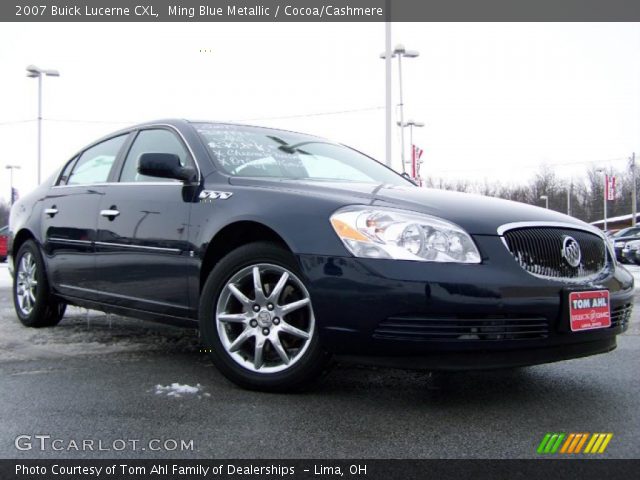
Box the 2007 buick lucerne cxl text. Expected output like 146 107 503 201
7 120 634 391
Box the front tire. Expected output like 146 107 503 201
199 242 328 391
13 240 66 328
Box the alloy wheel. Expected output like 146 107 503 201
216 263 315 373
16 252 38 315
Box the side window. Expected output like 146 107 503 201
56 156 78 186
120 129 191 183
67 135 127 185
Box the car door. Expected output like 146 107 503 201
93 127 197 318
42 134 129 299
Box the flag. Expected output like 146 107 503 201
605 175 616 201
411 144 424 181
10 187 19 205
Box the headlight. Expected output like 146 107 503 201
614 241 626 247
330 206 481 263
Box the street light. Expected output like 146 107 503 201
26 65 60 185
539 195 549 209
380 44 419 173
595 168 607 231
5 165 21 205
397 119 424 178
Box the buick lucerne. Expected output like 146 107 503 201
7 120 634 390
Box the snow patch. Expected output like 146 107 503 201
155 383 203 398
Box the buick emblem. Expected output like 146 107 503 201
562 236 582 268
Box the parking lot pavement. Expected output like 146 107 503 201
0 265 639 459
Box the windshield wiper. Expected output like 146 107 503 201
266 135 330 155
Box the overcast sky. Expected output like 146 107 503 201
0 22 639 204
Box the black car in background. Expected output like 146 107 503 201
7 120 635 391
621 239 640 265
612 227 640 263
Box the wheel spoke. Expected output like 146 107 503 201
228 284 251 307
280 321 310 340
269 271 289 302
252 266 266 303
279 297 310 316
22 291 31 310
254 336 266 369
218 313 248 324
228 327 254 352
271 336 290 365
20 256 28 274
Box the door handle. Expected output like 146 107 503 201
100 209 120 219
44 206 58 217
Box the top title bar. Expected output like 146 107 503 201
3 0 640 22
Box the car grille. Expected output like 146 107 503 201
610 303 632 329
374 315 550 342
501 227 608 280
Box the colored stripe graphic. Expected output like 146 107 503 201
539 433 613 454
573 433 589 453
585 433 613 454
537 433 565 454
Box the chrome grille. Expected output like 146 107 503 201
374 315 549 342
610 304 632 329
502 227 607 280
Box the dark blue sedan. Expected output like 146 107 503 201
7 120 635 390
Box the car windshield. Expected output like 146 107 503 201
194 123 410 186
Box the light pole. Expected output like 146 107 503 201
630 153 636 227
540 195 549 209
380 44 419 172
595 168 607 231
5 165 21 205
26 65 60 185
397 119 424 176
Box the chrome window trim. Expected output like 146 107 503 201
51 182 185 189
52 123 202 188
497 221 614 282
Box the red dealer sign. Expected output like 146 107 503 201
569 290 611 331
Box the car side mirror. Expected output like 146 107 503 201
138 153 197 183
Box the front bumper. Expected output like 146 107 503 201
297 235 634 370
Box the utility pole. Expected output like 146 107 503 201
26 65 60 184
384 19 392 168
5 165 20 205
631 152 637 227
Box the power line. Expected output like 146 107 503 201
0 106 385 127
0 119 36 126
230 105 384 122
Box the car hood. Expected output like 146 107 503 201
228 178 595 236
613 236 640 244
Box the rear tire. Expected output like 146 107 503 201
199 242 329 392
13 240 66 328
